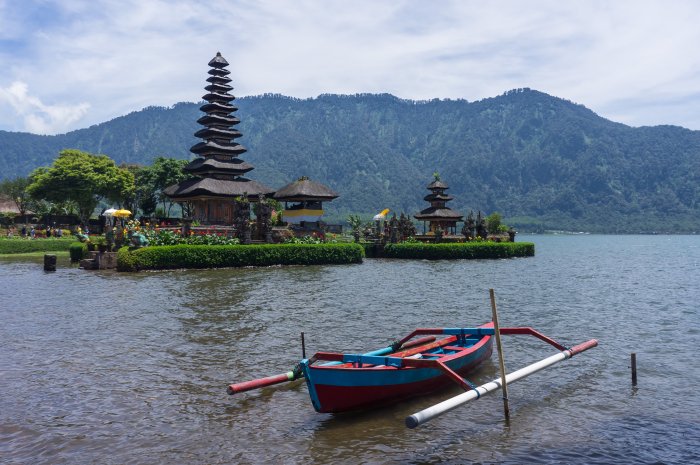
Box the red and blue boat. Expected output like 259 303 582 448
298 324 495 413
227 323 588 414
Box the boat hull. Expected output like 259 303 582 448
301 328 493 413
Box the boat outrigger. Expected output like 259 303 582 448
227 322 597 419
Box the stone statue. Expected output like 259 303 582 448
129 231 149 248
255 194 273 243
434 226 443 243
398 212 416 240
476 211 488 239
234 194 252 244
389 213 399 243
105 225 115 251
462 210 476 240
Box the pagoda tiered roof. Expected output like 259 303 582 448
188 140 246 159
165 52 273 201
208 53 229 68
199 101 238 114
427 180 449 190
183 157 254 176
414 207 463 221
205 80 232 90
193 126 243 141
414 177 463 222
424 193 453 202
197 114 240 126
163 177 273 199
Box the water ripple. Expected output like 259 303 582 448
1 235 699 464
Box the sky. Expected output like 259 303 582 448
1 0 700 135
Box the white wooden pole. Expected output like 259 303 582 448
405 339 598 428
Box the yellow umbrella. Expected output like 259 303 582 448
113 209 132 218
373 208 390 220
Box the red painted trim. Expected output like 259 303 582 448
313 352 345 362
311 336 459 367
311 347 492 413
499 326 567 350
398 328 449 346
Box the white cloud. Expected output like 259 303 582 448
0 81 90 134
1 0 700 132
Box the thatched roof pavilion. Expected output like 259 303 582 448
0 196 23 215
274 177 339 202
274 177 338 225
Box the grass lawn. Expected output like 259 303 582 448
0 237 76 254
0 250 71 258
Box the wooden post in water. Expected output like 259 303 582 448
631 353 637 386
301 332 306 359
43 254 56 272
490 288 510 421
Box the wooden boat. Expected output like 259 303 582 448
227 323 588 414
298 323 495 413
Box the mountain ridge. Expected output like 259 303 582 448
1 89 699 233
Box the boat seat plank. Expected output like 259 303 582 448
442 346 467 352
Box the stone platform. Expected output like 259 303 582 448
80 251 118 270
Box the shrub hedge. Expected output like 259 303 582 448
383 241 535 260
0 237 76 254
69 242 88 262
360 242 383 258
117 243 364 271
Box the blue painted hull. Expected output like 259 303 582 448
300 324 494 413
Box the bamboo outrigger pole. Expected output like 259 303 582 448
405 338 598 428
490 288 510 421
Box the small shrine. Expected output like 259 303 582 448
164 52 274 225
414 174 463 236
274 176 338 234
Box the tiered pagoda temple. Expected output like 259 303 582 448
414 176 463 235
274 176 339 231
164 52 273 224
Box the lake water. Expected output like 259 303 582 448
1 235 699 464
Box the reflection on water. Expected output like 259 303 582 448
1 235 699 464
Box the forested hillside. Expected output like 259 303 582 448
1 89 699 233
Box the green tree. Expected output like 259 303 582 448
0 211 15 227
120 163 158 217
485 212 504 234
27 149 135 225
346 213 367 241
0 176 32 223
346 214 363 232
140 191 159 217
30 199 54 222
149 156 189 216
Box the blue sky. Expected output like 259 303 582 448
1 0 700 134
